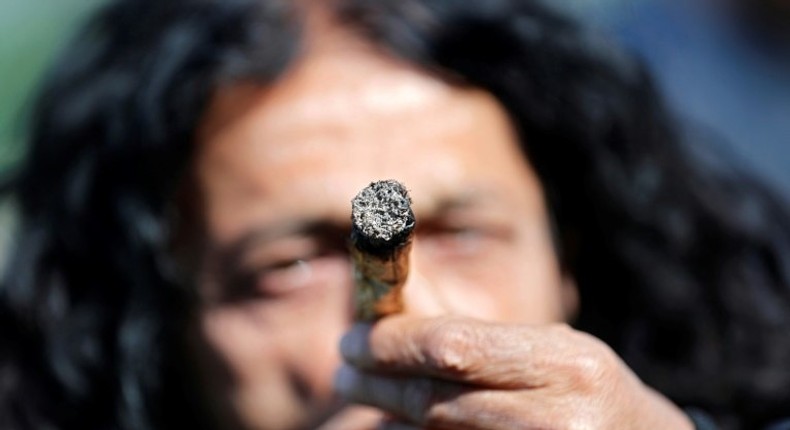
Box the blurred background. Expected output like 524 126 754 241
0 0 105 174
0 0 103 264
1 0 788 192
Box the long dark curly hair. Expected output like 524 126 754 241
2 0 789 429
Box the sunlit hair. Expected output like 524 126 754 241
2 0 789 429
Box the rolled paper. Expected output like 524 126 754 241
350 180 415 321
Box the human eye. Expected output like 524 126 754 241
244 235 350 299
420 216 512 261
424 225 487 255
215 250 348 305
254 256 317 296
207 236 320 303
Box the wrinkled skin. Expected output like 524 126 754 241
337 316 692 430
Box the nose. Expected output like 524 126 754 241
398 238 450 317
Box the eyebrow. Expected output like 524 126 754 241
427 186 506 214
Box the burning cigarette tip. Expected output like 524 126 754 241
351 180 415 256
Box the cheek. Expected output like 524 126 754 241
200 261 354 427
201 306 303 428
418 227 566 324
202 306 286 385
436 263 565 324
502 239 568 323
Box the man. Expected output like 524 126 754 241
2 0 789 429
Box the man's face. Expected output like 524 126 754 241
192 35 575 430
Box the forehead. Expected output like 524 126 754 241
200 46 471 172
195 38 534 241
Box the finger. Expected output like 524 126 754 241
340 316 587 388
334 365 465 424
334 365 531 430
377 419 421 430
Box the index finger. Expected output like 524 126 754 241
340 315 580 388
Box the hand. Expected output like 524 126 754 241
335 316 694 430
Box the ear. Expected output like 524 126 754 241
560 274 580 322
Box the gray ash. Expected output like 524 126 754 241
351 180 415 255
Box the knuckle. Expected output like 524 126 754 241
497 408 544 430
556 331 618 392
564 415 602 430
566 354 610 392
421 318 478 374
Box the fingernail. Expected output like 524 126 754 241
333 365 360 395
340 323 370 361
